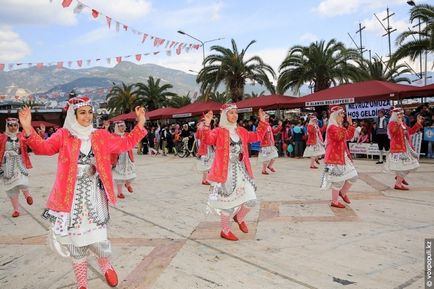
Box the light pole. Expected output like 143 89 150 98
177 30 224 64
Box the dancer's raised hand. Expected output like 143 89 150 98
258 109 266 122
135 106 146 127
204 110 213 126
19 106 32 135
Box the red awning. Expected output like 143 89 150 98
235 94 298 111
31 120 59 128
109 111 136 122
290 80 418 107
146 107 179 120
171 101 223 118
399 84 434 98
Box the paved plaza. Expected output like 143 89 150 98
0 153 433 289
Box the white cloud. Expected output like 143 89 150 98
0 0 76 26
314 0 360 17
0 0 151 26
0 26 31 62
362 11 409 36
75 27 113 45
151 1 223 30
246 47 288 75
152 51 203 73
300 33 319 44
82 0 152 22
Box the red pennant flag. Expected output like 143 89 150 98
123 24 128 31
135 54 142 61
169 41 176 48
62 0 73 8
77 60 83 67
91 9 99 18
56 62 64 69
0 64 4 71
176 43 183 55
142 33 148 43
36 63 44 69
116 56 122 63
106 16 112 28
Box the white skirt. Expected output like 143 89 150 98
258 146 279 163
112 152 136 182
385 140 419 173
320 155 358 190
303 143 325 157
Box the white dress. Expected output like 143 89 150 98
208 130 257 214
112 151 136 183
1 137 29 196
303 128 325 157
258 127 279 163
385 138 419 173
320 155 358 190
45 142 109 252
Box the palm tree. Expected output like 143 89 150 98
196 91 231 103
392 4 433 64
197 39 276 102
350 57 412 83
166 94 192 108
106 82 139 115
244 90 266 99
277 39 360 94
136 76 176 110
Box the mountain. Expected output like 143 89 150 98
0 62 200 101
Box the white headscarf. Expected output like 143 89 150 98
218 103 238 130
114 121 126 136
63 97 95 141
327 106 344 128
5 118 19 139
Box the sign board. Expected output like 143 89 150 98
412 132 423 157
346 100 391 119
305 98 354 107
423 127 434 142
237 107 253 113
349 143 380 155
172 113 192 118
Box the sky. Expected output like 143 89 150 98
0 0 432 83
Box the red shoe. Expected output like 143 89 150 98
267 167 276 173
202 180 210 185
104 268 118 287
339 192 351 204
26 196 33 205
220 230 239 241
395 176 409 186
262 171 269 175
78 287 87 289
330 201 345 208
233 215 249 233
394 184 409 191
125 184 133 193
310 166 318 169
12 211 20 218
117 193 125 199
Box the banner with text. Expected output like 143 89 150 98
346 100 391 119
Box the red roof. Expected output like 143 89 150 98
171 101 223 118
399 84 434 98
146 107 178 120
235 94 298 110
291 80 418 107
109 111 136 122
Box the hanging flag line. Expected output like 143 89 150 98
58 0 201 51
0 47 196 72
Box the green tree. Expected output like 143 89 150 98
106 82 139 115
197 39 276 102
196 91 231 103
166 94 192 108
392 4 433 64
136 76 176 110
277 39 359 94
350 57 412 83
244 90 266 99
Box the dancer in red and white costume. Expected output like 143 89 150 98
19 97 147 289
0 118 33 217
111 120 136 198
303 115 325 169
200 104 267 241
385 107 423 190
196 118 215 185
320 106 357 208
258 115 282 174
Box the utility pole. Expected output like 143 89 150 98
374 7 397 59
356 23 366 60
